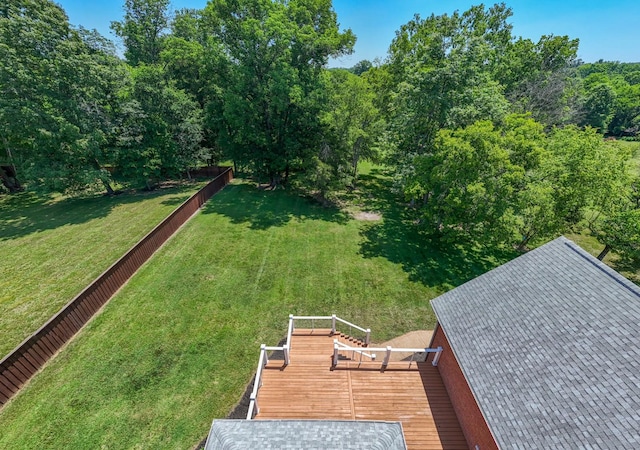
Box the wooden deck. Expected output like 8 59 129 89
255 329 468 450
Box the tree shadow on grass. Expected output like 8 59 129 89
356 169 517 292
610 256 640 284
200 182 350 230
0 184 198 241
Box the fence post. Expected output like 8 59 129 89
432 346 443 366
332 340 339 368
331 314 336 335
261 344 268 367
365 328 371 347
283 344 290 366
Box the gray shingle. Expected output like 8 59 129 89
431 236 640 449
204 419 407 449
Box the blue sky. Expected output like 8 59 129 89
56 0 640 67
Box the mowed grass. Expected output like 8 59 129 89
0 183 203 356
0 174 512 449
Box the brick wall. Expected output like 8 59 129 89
430 324 498 450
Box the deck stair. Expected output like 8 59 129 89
332 332 375 364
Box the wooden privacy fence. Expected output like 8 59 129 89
0 167 233 406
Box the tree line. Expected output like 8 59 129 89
1 0 638 260
370 4 639 260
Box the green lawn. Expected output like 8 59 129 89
0 173 513 449
0 183 203 356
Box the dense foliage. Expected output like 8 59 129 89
577 61 640 136
1 0 638 258
375 4 635 256
205 0 355 187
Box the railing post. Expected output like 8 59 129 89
247 397 253 419
288 314 294 350
383 346 392 368
283 344 290 366
333 339 339 368
331 314 336 335
365 328 371 347
261 344 268 366
250 393 258 416
432 346 443 366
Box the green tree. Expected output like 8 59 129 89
500 35 581 127
592 175 638 261
349 59 372 76
405 120 524 245
514 126 630 250
0 0 125 194
501 115 558 248
205 0 355 186
111 0 170 66
385 4 519 206
596 209 640 261
546 126 630 229
114 65 203 189
387 4 512 159
576 62 640 136
163 7 229 164
606 79 640 136
160 9 208 102
400 114 631 249
320 69 383 186
582 81 616 132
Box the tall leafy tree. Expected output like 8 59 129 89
405 119 525 245
545 126 630 228
591 174 637 261
385 4 516 207
596 209 640 261
110 0 206 188
161 8 210 103
114 65 203 189
320 69 383 185
204 0 355 186
582 80 617 132
387 4 512 159
0 0 125 194
400 113 632 249
499 35 581 127
111 0 170 66
349 59 372 76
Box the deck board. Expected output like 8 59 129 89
255 329 467 450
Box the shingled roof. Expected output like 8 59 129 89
431 236 640 448
204 420 407 449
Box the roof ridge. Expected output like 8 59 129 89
560 237 640 299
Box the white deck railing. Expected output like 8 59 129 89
248 314 424 419
246 341 290 420
289 314 371 346
333 340 443 369
246 344 267 420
